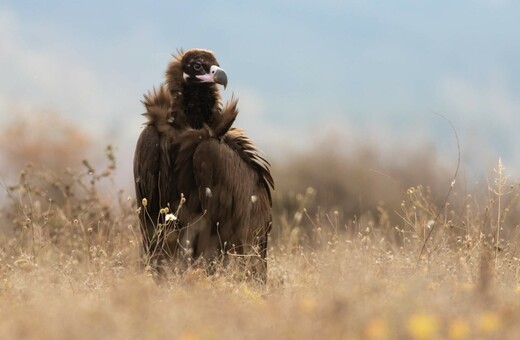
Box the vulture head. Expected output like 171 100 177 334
180 49 228 88
164 49 232 130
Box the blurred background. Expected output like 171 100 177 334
1 1 519 218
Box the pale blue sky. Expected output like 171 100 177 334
1 1 519 185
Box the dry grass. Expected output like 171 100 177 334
2 149 520 339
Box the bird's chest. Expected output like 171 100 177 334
184 104 213 129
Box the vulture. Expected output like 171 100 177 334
134 49 274 281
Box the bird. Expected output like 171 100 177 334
133 49 274 281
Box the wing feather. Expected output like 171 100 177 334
134 124 161 246
224 128 275 202
192 139 272 244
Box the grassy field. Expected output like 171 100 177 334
1 152 520 339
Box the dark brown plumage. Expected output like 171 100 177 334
134 49 274 281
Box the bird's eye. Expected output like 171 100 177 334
193 62 202 71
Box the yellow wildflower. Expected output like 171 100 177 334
407 314 439 340
478 312 500 334
448 318 470 339
365 318 388 340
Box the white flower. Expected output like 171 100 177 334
165 213 177 222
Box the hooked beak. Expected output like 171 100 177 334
195 65 228 88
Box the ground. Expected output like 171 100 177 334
1 156 520 339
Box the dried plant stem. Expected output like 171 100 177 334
418 112 460 261
492 158 507 271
